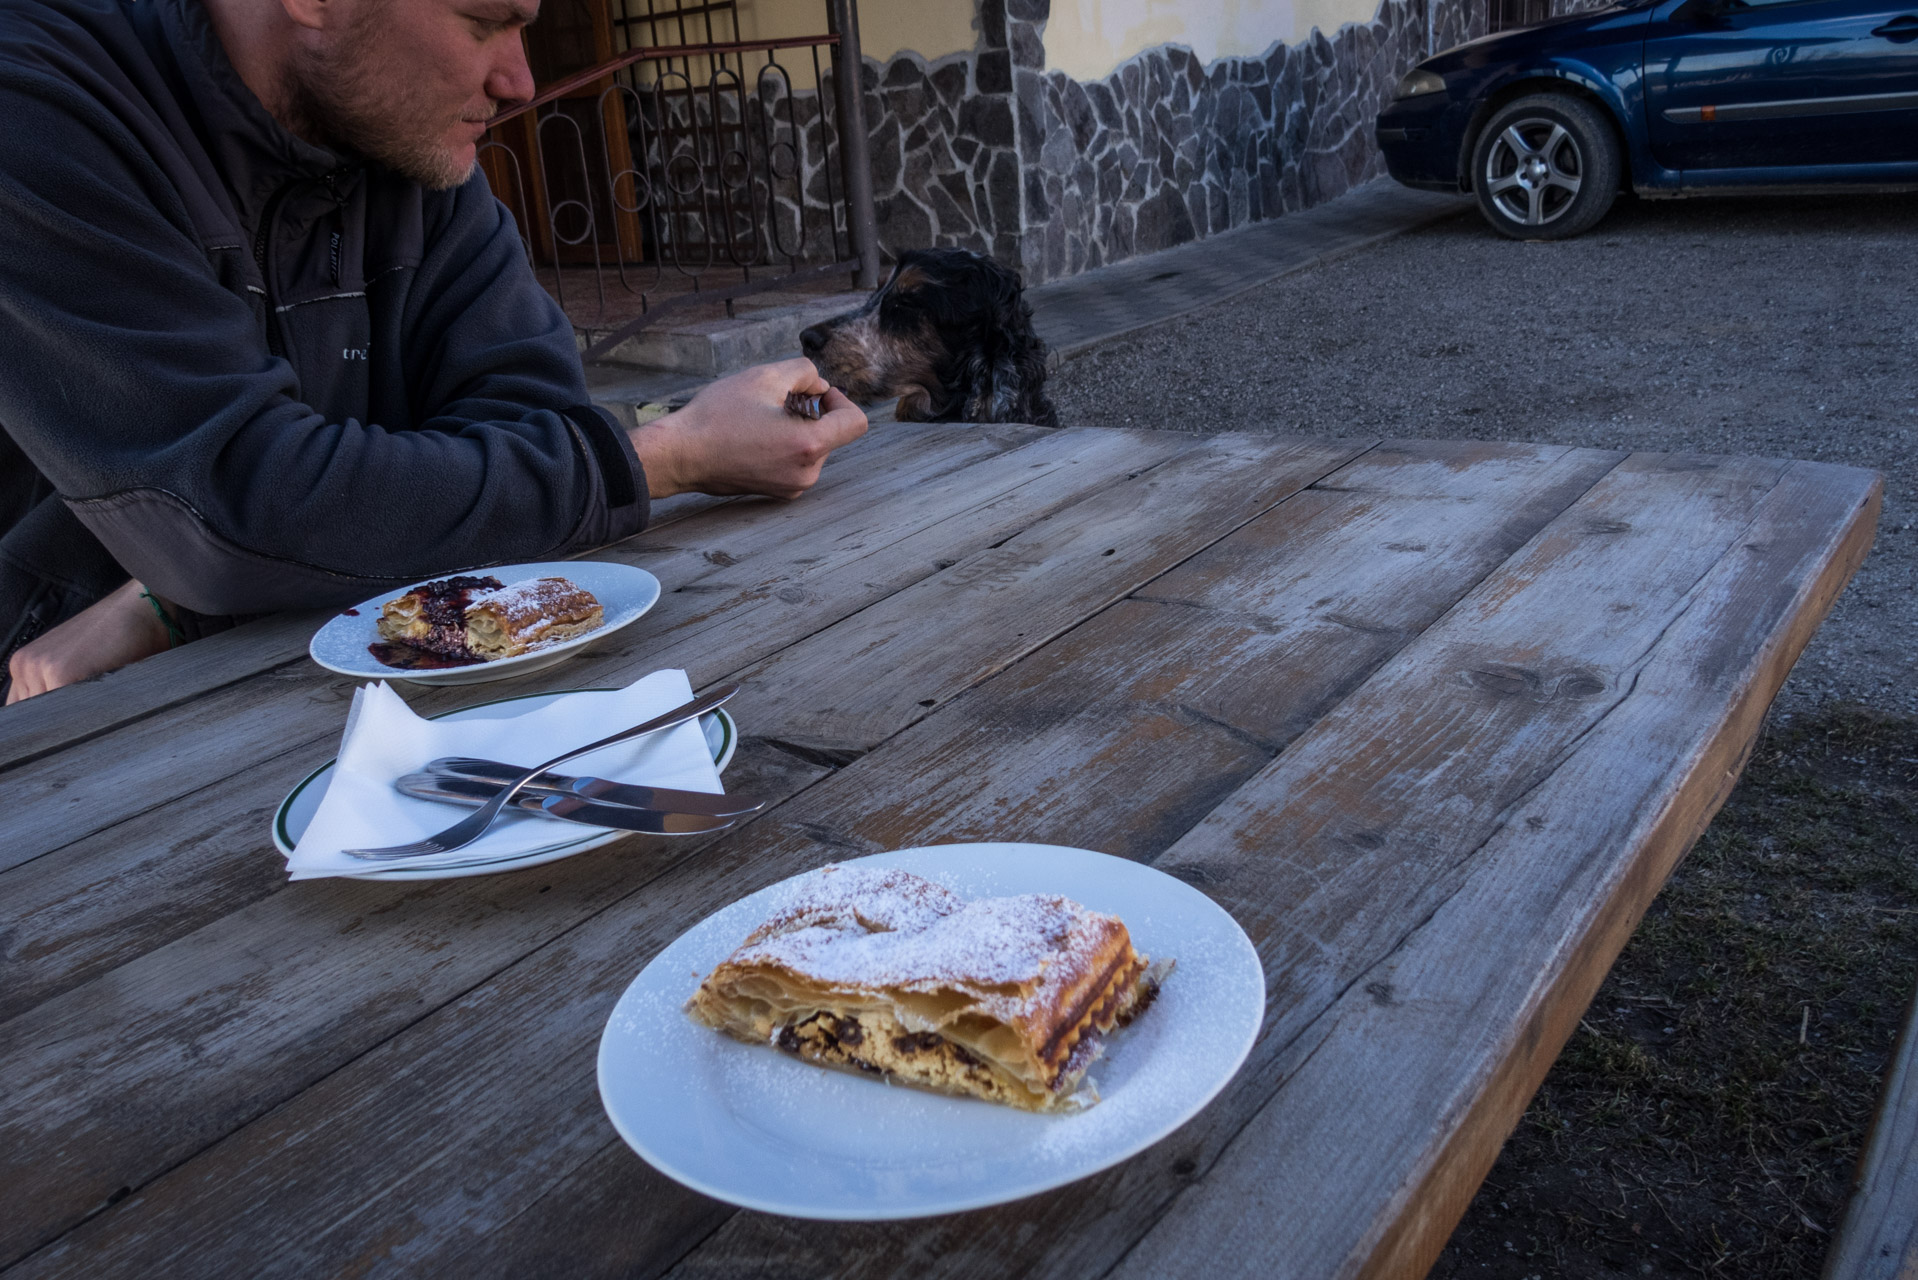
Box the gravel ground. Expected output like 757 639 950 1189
1050 191 1918 720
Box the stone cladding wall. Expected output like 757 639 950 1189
859 0 1484 284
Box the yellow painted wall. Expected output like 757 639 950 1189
609 1 974 93
858 0 978 61
1044 0 1381 80
733 0 978 62
617 0 1381 89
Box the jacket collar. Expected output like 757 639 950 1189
157 0 349 223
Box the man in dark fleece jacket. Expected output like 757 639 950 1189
0 0 865 702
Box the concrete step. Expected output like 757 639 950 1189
584 365 709 430
579 291 866 380
584 179 1471 430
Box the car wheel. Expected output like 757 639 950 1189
1470 94 1620 241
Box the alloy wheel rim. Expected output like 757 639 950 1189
1483 118 1583 227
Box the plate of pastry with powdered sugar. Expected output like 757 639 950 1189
598 843 1265 1219
307 560 660 686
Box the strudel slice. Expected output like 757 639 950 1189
376 575 602 662
686 864 1168 1112
464 577 603 659
376 575 504 658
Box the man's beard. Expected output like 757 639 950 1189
283 20 485 190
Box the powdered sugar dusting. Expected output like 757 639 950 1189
470 576 599 630
725 864 1120 1022
744 864 962 942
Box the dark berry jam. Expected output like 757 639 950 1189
367 641 484 670
372 574 505 668
415 575 505 631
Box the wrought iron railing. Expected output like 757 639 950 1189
480 0 879 362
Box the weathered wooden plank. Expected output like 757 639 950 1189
0 421 1036 830
0 739 833 1272
726 433 1371 752
1111 461 1881 1280
0 612 327 772
0 414 966 775
430 1139 733 1280
3 441 1620 1276
0 483 762 776
647 454 1830 1278
1131 438 1630 743
0 750 310 1024
0 643 1309 1279
0 429 1337 1267
0 427 1195 1021
0 424 1163 878
1823 996 1918 1278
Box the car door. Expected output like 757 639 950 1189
1644 0 1918 171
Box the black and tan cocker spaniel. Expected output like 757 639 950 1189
799 248 1058 428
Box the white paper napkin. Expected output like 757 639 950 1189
288 669 724 880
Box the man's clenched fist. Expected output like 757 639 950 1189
630 358 868 501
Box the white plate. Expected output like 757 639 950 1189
273 690 737 881
308 561 661 686
598 843 1265 1220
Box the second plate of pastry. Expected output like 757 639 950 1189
307 560 660 686
597 843 1266 1219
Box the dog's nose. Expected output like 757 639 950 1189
798 323 827 356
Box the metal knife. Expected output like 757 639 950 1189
395 772 737 836
423 756 762 818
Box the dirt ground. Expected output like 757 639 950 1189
1434 708 1918 1278
1050 191 1918 1277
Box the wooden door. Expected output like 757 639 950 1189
479 0 645 265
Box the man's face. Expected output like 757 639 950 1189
286 0 538 189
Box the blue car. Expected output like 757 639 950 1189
1376 0 1918 237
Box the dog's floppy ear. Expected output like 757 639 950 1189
958 266 1059 428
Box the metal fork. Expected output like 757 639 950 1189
344 683 741 862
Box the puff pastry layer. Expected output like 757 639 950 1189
686 864 1168 1111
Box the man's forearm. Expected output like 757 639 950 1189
4 579 171 704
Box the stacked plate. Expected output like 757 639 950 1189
273 691 738 881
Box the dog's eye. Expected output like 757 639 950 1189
877 293 915 325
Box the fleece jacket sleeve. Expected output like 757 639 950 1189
0 79 648 616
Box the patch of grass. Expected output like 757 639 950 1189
1434 705 1918 1280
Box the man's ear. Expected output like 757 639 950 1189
281 0 349 33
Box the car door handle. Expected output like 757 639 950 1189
1872 14 1918 39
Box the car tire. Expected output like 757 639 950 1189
1470 94 1621 241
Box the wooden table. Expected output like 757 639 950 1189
0 424 1879 1279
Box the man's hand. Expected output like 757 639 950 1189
5 580 173 705
631 359 867 501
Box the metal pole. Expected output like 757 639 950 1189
826 0 882 289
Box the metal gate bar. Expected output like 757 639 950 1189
479 4 881 357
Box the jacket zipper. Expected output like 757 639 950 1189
324 169 347 287
253 183 294 359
